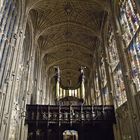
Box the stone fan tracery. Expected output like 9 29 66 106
26 0 108 88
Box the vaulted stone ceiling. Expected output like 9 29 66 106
26 0 109 88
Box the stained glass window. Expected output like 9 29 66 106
108 26 119 70
119 0 140 46
128 30 140 91
113 64 127 107
107 23 127 108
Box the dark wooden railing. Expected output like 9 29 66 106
25 105 116 125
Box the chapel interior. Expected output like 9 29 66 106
0 0 140 140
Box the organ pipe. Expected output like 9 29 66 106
55 67 86 101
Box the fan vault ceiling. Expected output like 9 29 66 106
26 0 109 88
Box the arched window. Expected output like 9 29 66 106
118 0 140 46
107 23 127 108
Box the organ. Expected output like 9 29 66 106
55 67 86 105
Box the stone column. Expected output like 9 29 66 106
0 3 27 138
48 77 52 105
45 73 49 104
35 48 41 104
91 58 98 105
18 35 36 140
92 77 97 105
102 23 114 105
95 48 104 105
56 67 60 101
80 67 86 101
89 81 92 105
42 75 47 105
6 27 27 140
